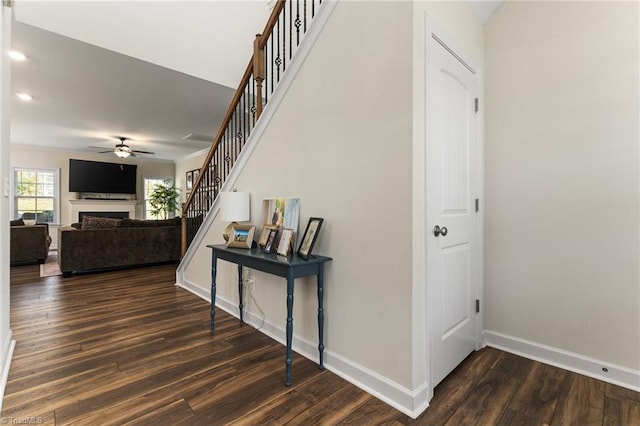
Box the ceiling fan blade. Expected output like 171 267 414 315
88 146 114 154
132 150 155 155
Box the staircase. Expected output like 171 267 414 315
181 0 327 255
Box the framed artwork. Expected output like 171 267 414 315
258 225 278 248
263 198 300 245
226 224 255 249
186 171 193 191
263 228 279 253
297 217 324 259
276 228 294 256
192 169 200 184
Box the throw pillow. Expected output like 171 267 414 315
82 216 123 230
10 218 25 226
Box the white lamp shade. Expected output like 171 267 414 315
220 191 250 222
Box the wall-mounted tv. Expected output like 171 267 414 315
69 159 137 194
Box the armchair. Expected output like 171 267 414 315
10 221 52 265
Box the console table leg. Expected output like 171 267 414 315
238 264 244 323
317 266 325 370
285 273 294 386
211 252 218 331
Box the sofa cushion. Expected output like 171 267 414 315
121 218 158 228
10 218 25 226
82 216 123 230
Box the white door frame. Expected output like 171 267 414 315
411 13 484 409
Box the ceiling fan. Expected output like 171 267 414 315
89 137 155 158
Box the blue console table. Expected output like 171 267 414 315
207 244 332 386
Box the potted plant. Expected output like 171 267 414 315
149 180 180 220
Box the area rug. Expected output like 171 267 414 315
40 255 62 277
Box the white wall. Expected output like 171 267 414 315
0 4 13 411
485 1 639 371
183 0 415 388
175 150 207 205
10 145 175 228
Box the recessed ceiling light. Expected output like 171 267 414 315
9 50 26 61
16 93 33 101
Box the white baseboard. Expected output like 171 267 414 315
176 279 211 304
177 280 428 419
0 330 15 412
484 330 640 392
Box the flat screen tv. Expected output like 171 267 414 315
69 159 137 194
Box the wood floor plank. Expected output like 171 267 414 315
443 369 520 425
284 383 371 425
228 390 312 426
337 397 406 425
409 347 502 425
603 395 640 426
508 361 566 423
550 371 606 426
497 408 548 426
5 262 639 425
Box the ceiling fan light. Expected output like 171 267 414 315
114 145 131 158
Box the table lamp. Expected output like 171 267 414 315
220 190 250 241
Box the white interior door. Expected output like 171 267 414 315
427 34 479 388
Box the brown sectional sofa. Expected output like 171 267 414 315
58 217 181 277
10 220 52 265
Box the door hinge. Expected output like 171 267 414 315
474 98 479 113
475 198 479 212
475 299 480 314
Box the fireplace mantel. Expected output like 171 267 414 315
69 199 139 222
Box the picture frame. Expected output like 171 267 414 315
297 217 324 259
276 228 294 256
263 228 279 253
258 225 278 248
226 224 255 249
186 171 193 191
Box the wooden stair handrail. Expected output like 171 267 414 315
182 59 254 211
182 0 324 256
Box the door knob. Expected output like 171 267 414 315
433 225 448 237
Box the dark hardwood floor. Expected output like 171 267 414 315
3 263 639 425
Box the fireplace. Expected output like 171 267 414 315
79 211 129 221
69 199 139 222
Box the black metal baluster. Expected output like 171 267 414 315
270 35 275 94
295 0 300 46
283 4 287 71
276 17 281 82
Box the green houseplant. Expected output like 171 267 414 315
149 180 180 220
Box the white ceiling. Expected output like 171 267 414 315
11 1 271 161
465 0 504 24
10 0 502 162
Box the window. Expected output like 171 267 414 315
144 178 172 220
14 168 60 224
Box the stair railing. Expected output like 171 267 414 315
182 0 325 255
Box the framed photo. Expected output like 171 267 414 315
297 217 324 259
277 228 294 256
186 171 193 191
226 224 255 249
192 169 199 184
258 225 278 248
263 228 279 253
